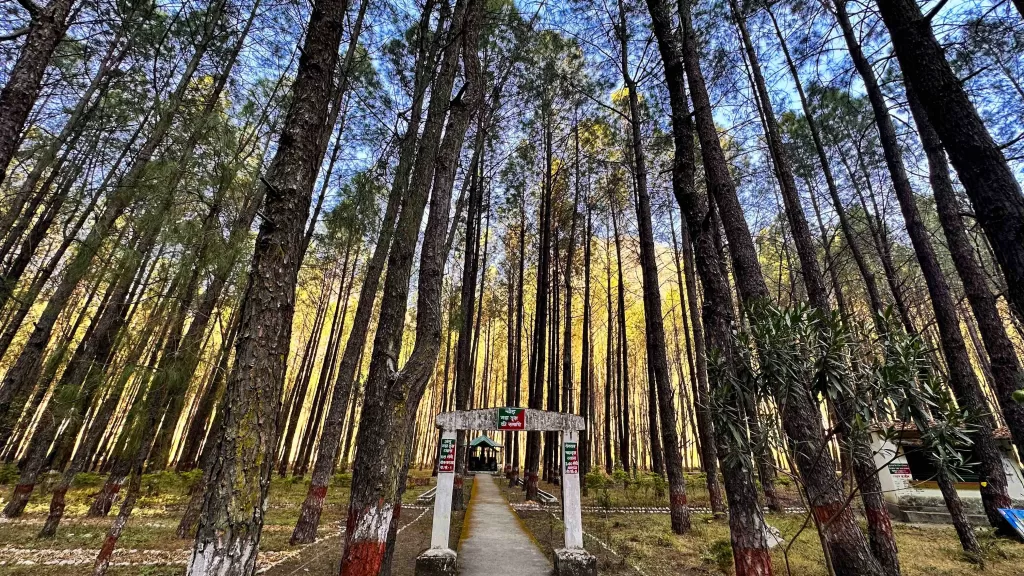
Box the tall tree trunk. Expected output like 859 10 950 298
669 207 724 515
649 2 773 570
288 0 426 541
681 1 882 573
906 84 1024 459
526 103 554 501
616 0 686 528
340 0 482 571
610 205 630 473
452 133 485 510
176 308 240 474
580 193 592 480
835 0 1014 529
183 0 350 567
604 229 614 475
293 255 352 477
511 187 527 482
766 8 898 572
0 0 80 187
871 0 1024 324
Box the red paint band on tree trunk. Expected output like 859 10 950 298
341 539 387 576
670 492 688 507
96 534 118 564
812 501 846 525
13 483 34 495
864 506 894 534
310 484 329 500
733 545 773 576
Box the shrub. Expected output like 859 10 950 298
612 467 629 490
651 473 667 499
72 472 105 488
585 470 607 491
704 538 734 574
0 463 18 485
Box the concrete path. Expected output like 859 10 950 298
458 474 552 576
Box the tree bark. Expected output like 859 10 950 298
452 132 485 510
184 0 350 568
670 208 724 515
646 0 770 569
580 191 593 480
526 100 554 500
0 0 80 188
835 0 1013 529
610 205 630 473
615 0 686 528
340 0 482 571
604 228 614 475
907 83 1024 459
288 0 428 541
872 0 1024 324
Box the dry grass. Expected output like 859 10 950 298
499 473 1024 576
0 467 439 575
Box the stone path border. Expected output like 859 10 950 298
543 510 649 576
267 505 431 576
511 503 806 515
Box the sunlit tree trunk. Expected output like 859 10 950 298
340 0 483 571
610 205 630 473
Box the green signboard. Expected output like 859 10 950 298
438 438 456 473
564 441 579 475
497 407 526 431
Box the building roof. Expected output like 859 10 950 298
470 435 502 449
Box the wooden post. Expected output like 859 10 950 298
561 429 584 549
431 429 457 549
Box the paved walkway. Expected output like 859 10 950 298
458 474 551 576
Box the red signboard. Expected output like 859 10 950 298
498 407 526 431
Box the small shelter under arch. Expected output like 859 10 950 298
468 435 501 473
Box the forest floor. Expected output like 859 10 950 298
1 468 1021 575
0 466 440 575
502 474 1024 576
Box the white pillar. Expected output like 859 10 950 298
561 429 584 549
430 429 457 549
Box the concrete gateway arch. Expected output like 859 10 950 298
416 408 596 576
